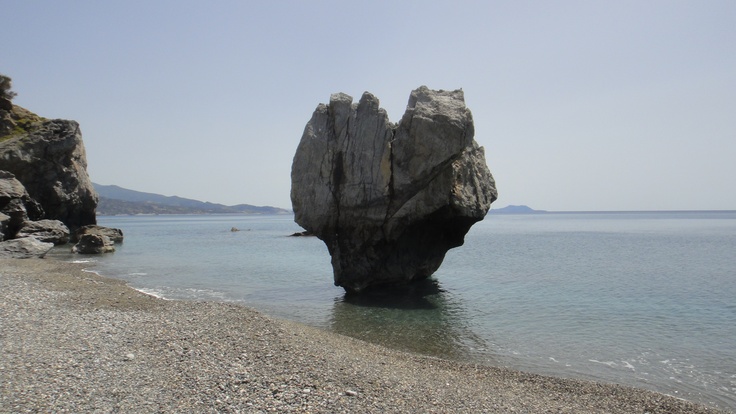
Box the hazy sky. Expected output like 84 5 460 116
3 1 735 211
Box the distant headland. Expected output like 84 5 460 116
94 184 290 216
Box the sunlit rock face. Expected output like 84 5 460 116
0 105 98 230
291 86 497 293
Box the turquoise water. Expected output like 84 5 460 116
50 212 736 411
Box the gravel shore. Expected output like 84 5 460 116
1 258 729 413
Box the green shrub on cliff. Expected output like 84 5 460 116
0 76 46 141
1 107 47 141
0 74 16 101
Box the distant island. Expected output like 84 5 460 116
487 205 547 214
94 184 290 216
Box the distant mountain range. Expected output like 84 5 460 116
94 184 544 216
94 184 290 216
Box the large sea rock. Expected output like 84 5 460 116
0 105 98 230
291 86 497 292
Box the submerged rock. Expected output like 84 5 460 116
289 230 313 237
291 86 497 292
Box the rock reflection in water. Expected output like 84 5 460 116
329 278 489 361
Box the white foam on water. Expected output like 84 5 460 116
180 288 232 302
134 288 170 300
81 269 102 276
589 359 617 368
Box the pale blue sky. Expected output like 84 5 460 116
3 1 735 211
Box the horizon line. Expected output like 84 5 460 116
490 208 736 214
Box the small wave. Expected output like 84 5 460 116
622 360 636 371
128 272 148 276
134 288 170 300
81 269 102 277
70 259 95 264
179 288 231 301
130 286 233 303
589 359 617 367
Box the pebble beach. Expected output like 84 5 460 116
1 258 729 413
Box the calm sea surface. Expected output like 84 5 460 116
50 212 736 411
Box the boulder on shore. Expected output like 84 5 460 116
0 237 54 259
71 225 122 254
0 170 44 239
72 233 115 254
0 212 9 240
16 219 70 245
291 86 497 292
73 225 124 244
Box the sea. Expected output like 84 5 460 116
48 211 736 412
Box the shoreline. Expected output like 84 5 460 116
1 258 730 413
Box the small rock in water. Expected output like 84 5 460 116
72 233 115 254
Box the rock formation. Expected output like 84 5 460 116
0 92 121 255
0 237 54 259
0 212 8 240
73 225 124 244
0 171 44 238
291 86 497 292
0 104 98 230
15 219 70 245
72 233 115 254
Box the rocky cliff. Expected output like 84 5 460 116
0 104 98 229
291 86 497 292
